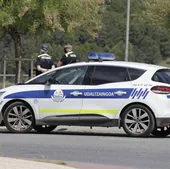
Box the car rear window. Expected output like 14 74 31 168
128 68 146 80
152 69 170 84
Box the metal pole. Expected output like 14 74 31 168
17 56 21 83
125 0 130 61
30 59 34 79
3 56 6 88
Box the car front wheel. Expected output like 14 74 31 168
121 104 155 137
34 125 57 133
4 101 35 133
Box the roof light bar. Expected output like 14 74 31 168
88 52 115 61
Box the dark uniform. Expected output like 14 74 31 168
35 53 54 76
60 51 77 66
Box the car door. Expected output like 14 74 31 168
80 65 133 121
37 65 88 123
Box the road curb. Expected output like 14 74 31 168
0 157 77 169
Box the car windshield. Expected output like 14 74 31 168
25 70 56 84
25 66 87 85
152 69 170 84
52 66 88 85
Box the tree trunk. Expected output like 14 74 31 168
7 26 22 84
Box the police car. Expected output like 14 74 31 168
0 52 170 137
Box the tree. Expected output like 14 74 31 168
0 0 101 83
96 0 170 64
137 0 170 28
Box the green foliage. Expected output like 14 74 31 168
0 0 101 35
96 0 170 64
137 0 170 29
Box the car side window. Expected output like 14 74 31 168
52 66 88 85
26 71 56 84
128 68 146 80
90 66 129 85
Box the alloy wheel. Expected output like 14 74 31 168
4 102 34 133
122 104 155 137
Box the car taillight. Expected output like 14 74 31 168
151 86 170 94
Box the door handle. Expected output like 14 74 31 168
70 91 83 96
114 91 127 96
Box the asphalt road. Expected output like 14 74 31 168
0 126 170 169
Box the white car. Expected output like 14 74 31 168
0 52 170 137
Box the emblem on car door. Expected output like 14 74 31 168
51 89 66 102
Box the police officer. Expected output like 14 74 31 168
35 44 55 76
57 44 77 67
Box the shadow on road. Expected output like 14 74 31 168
0 126 170 139
0 126 127 137
52 130 128 138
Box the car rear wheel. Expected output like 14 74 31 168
151 127 170 137
34 125 57 133
121 104 155 137
4 101 35 133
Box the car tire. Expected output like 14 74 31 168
34 125 57 133
4 101 35 133
151 127 170 137
121 104 155 137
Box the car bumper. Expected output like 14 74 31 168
156 118 170 127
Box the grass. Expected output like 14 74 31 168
36 159 67 166
55 161 67 165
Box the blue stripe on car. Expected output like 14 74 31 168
4 88 149 99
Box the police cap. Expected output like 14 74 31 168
41 44 48 51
